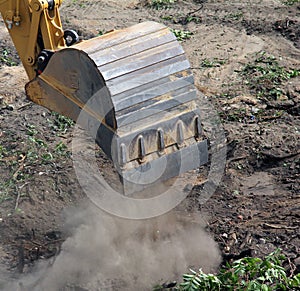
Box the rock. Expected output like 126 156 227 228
6 104 14 111
251 106 260 114
224 246 230 253
222 233 228 238
259 238 266 244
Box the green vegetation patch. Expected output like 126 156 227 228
240 51 299 100
0 114 72 205
162 14 201 25
224 11 244 21
281 0 299 5
154 249 300 290
0 48 18 67
200 58 226 68
171 29 193 41
48 112 74 134
149 0 177 10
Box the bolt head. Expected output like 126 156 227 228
38 56 46 63
33 3 40 11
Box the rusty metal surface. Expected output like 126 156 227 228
26 21 208 193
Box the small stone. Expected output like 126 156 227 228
221 233 228 239
6 104 14 111
264 144 272 149
259 238 266 244
237 215 243 220
251 106 259 114
231 233 237 241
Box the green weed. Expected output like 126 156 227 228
26 124 38 136
161 15 173 21
171 29 193 41
241 51 300 100
225 11 244 21
41 152 54 162
0 119 72 206
0 145 8 159
28 136 47 148
0 49 17 66
150 0 177 9
154 249 300 290
183 15 201 24
26 124 48 148
281 0 299 5
0 179 15 203
219 108 248 122
219 249 300 291
48 112 74 134
55 141 70 157
162 14 201 24
201 58 226 68
71 0 86 7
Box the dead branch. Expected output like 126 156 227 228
263 223 298 230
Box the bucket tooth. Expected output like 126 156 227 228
176 121 184 147
138 135 146 161
25 21 209 195
158 129 165 153
194 116 202 139
119 143 127 167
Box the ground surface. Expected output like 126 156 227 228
0 0 299 290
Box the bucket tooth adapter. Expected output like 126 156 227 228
1 0 208 194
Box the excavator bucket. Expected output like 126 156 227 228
26 21 208 194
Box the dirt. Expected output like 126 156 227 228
0 0 300 289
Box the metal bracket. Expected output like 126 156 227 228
26 0 65 67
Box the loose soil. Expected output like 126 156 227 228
0 0 299 289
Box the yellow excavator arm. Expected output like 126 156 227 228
0 0 68 79
0 0 208 194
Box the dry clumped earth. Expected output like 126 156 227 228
0 0 300 289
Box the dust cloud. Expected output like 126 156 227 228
3 201 221 290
